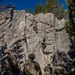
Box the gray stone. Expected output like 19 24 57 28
0 9 70 74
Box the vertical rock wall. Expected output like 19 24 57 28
0 9 70 73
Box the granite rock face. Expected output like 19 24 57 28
0 9 70 74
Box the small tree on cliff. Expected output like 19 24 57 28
34 1 43 14
26 8 31 13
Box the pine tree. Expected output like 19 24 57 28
53 4 65 19
34 1 43 14
44 0 65 19
66 0 75 51
44 0 59 13
34 0 65 19
66 0 75 36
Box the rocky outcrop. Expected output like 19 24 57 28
0 9 70 74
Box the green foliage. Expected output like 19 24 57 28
33 0 65 19
66 0 75 5
66 0 75 35
66 0 75 50
33 2 43 14
43 0 60 13
53 4 65 19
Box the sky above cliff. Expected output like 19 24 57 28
1 0 67 12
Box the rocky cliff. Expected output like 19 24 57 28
0 9 70 73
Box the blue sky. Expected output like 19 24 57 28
1 0 67 12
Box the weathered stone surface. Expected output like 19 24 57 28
0 9 70 74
